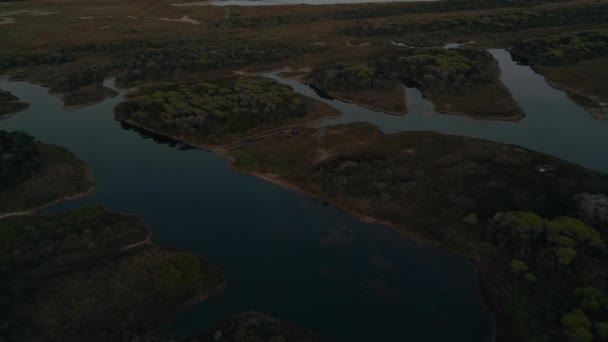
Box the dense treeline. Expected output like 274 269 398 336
0 40 324 92
115 77 306 144
214 0 569 29
310 47 493 95
344 4 608 37
473 212 608 342
0 130 39 188
511 30 608 66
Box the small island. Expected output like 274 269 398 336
62 84 118 109
0 206 225 341
0 130 94 216
0 90 29 119
307 48 523 120
114 76 340 147
229 122 608 341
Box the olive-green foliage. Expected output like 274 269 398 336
115 77 306 144
510 259 528 274
311 47 491 94
0 130 39 188
511 30 608 66
463 213 479 225
562 309 593 342
345 5 608 37
480 212 608 341
0 39 324 92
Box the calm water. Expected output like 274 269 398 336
1 48 605 341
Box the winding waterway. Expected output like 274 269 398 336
1 48 606 341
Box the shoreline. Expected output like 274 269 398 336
536 73 608 122
226 166 503 342
0 102 30 121
280 72 409 116
116 94 342 151
0 165 96 220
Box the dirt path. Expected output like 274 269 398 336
122 236 151 251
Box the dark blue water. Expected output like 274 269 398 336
3 48 604 341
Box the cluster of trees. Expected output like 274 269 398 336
345 4 608 37
311 47 492 95
0 130 39 188
0 52 71 70
471 211 608 341
309 64 393 92
511 30 608 66
1 39 324 93
314 157 400 200
115 77 306 144
214 0 569 29
113 43 322 86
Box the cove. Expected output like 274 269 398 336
1 47 603 341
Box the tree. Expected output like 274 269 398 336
510 259 529 274
561 309 592 342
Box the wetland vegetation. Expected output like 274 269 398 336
308 47 522 119
2 0 608 340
